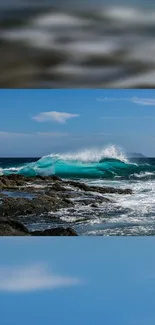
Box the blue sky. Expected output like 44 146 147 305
1 89 155 157
0 237 155 325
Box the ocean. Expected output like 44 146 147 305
1 147 155 236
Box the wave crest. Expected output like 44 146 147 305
45 145 128 163
0 145 154 180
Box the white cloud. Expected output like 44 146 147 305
33 111 79 123
97 97 155 106
0 263 82 292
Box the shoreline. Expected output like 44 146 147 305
0 174 132 236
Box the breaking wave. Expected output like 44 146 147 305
1 146 155 180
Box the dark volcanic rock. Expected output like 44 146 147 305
67 180 132 195
0 194 73 218
0 175 132 195
90 186 132 195
0 217 78 236
0 174 132 225
0 174 133 236
75 197 110 206
0 197 33 217
67 181 91 192
49 183 67 192
0 174 62 189
0 217 30 236
31 227 78 236
0 174 26 188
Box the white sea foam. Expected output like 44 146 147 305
131 172 155 179
0 168 3 176
44 145 128 163
108 180 155 217
3 167 23 173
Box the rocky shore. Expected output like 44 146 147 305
0 218 78 236
0 174 132 235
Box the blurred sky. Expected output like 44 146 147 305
0 237 155 325
1 89 155 157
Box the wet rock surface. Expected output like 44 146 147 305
67 180 132 195
0 174 61 189
0 217 30 236
0 217 78 236
0 174 133 235
31 227 78 236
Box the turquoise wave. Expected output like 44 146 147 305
1 154 155 180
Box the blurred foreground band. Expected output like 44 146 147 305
0 1 155 88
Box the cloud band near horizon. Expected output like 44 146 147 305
97 97 155 106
